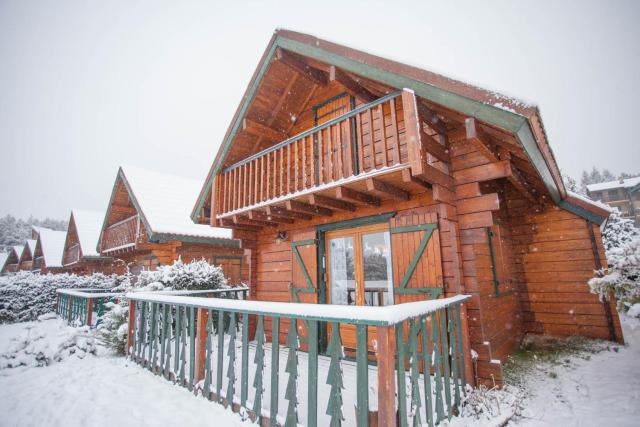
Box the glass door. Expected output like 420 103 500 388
326 223 393 350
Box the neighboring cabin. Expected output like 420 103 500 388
97 166 247 283
587 176 640 226
61 209 122 275
2 246 23 274
32 228 67 274
192 30 621 386
18 239 37 271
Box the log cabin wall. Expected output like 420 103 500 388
507 187 624 343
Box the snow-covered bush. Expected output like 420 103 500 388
98 258 228 355
0 271 127 324
589 209 640 312
0 314 98 369
132 258 228 291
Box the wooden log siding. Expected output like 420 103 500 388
216 92 408 215
101 215 140 252
127 292 470 427
63 244 81 266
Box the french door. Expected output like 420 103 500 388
325 223 394 350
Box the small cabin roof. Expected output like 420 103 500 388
25 239 37 256
70 209 104 257
12 245 24 259
191 29 609 226
36 228 67 268
100 166 236 248
586 176 640 193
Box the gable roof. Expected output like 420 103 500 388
0 252 8 272
19 240 36 262
36 228 67 268
586 176 640 193
70 209 105 257
12 245 24 260
25 239 36 257
191 29 573 222
99 166 237 249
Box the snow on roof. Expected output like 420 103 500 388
586 176 640 192
71 209 105 257
25 239 37 256
567 191 614 214
37 228 67 268
12 245 24 259
120 165 233 241
0 252 8 269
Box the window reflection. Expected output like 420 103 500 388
329 237 355 305
362 231 393 306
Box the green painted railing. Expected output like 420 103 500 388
56 289 122 327
56 287 249 327
125 292 470 427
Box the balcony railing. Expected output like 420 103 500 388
215 90 419 217
125 292 470 427
101 215 140 253
63 244 81 266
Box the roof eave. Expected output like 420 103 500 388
191 30 572 221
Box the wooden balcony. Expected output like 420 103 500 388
211 90 451 228
101 215 140 253
63 244 81 266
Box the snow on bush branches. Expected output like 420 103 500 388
589 209 640 312
0 271 125 324
100 258 229 355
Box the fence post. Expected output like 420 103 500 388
67 296 73 322
377 325 397 427
194 307 209 383
127 300 136 356
86 298 93 327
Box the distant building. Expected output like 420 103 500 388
587 176 640 225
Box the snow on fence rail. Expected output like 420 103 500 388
125 292 471 427
56 287 250 327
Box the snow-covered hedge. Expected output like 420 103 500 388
99 259 229 355
589 209 640 312
0 271 126 324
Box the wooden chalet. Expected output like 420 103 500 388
18 239 37 271
1 246 23 274
97 166 246 283
192 30 622 387
33 228 67 274
62 209 121 275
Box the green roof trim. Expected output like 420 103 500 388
191 32 566 222
558 200 608 226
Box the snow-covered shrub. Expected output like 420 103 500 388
589 208 640 312
98 258 228 355
0 314 98 369
589 238 640 311
133 258 228 291
0 271 127 324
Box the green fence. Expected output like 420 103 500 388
126 292 470 427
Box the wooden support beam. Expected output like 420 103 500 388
308 194 355 212
416 100 448 135
329 66 377 103
457 193 500 215
465 118 500 163
418 164 455 189
276 48 328 86
285 200 333 217
248 210 294 224
365 178 409 201
453 160 512 185
335 186 380 206
401 168 432 190
420 130 450 163
265 205 312 221
507 164 539 204
401 89 427 177
233 215 278 228
220 218 262 232
242 118 287 142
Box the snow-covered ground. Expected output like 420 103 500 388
0 313 638 427
0 317 249 427
512 314 640 427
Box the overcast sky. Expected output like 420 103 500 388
1 0 639 220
